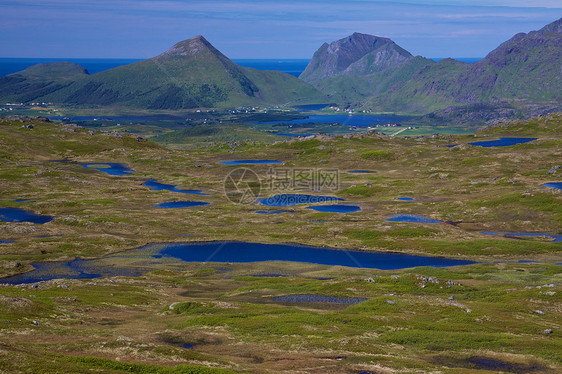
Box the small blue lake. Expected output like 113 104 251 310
306 205 361 213
81 163 133 175
13 199 35 203
158 241 476 269
255 114 411 127
0 240 14 244
144 179 206 195
259 194 344 207
1 259 144 284
397 197 414 201
273 295 367 304
348 170 375 174
543 182 562 190
468 137 536 147
0 208 53 224
221 160 283 165
153 201 210 209
482 232 561 243
255 210 295 214
387 214 443 223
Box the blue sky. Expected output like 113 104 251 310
0 0 560 59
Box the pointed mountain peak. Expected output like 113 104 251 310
329 32 394 53
300 32 412 82
157 35 219 59
349 32 390 42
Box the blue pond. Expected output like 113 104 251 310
293 104 330 111
1 259 144 285
348 170 375 174
445 144 458 148
221 160 283 165
543 182 562 190
255 210 295 214
397 197 414 201
158 241 476 269
144 179 206 195
0 208 53 224
256 114 411 127
0 240 14 244
153 201 210 209
387 214 443 223
1 241 477 284
468 137 536 147
306 205 361 213
182 344 195 349
482 232 561 243
273 295 367 304
13 199 35 203
81 163 133 175
259 194 344 207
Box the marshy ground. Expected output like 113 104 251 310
0 113 560 373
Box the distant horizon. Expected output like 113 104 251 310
0 57 484 78
0 57 485 60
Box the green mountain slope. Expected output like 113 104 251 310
0 62 88 103
303 18 562 115
0 36 323 109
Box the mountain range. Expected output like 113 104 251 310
301 18 561 117
0 18 560 122
0 36 322 109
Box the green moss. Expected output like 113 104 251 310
360 150 394 160
339 185 383 197
68 356 241 374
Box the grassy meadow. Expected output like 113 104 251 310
0 113 560 373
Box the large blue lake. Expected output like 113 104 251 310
158 242 475 269
1 241 477 284
256 114 411 127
